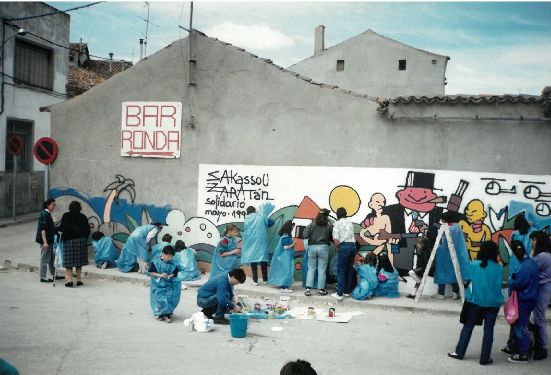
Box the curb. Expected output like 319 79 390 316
0 215 40 228
4 259 551 323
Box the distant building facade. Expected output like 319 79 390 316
0 2 70 217
288 27 449 98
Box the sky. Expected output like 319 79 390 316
46 0 551 95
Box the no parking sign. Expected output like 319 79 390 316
33 137 58 165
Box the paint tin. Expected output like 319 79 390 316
329 308 335 318
308 307 316 318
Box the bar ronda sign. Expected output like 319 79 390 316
120 102 182 158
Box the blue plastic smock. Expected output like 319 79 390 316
209 236 239 280
374 268 400 298
174 248 201 281
352 264 378 300
268 235 295 288
148 257 181 316
117 224 156 272
434 223 471 285
92 236 118 268
240 202 275 264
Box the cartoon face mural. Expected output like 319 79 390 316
459 199 492 260
157 209 220 249
395 171 439 213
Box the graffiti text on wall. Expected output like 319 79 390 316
202 168 274 222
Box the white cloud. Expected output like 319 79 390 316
203 22 295 50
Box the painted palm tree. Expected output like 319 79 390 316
103 175 136 223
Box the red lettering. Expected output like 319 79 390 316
155 131 167 150
143 106 159 127
133 131 144 150
160 106 177 128
144 131 156 150
167 131 180 151
125 106 141 127
121 130 133 149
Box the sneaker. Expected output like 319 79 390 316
447 352 463 360
252 281 259 286
500 346 513 355
479 359 493 365
508 354 529 363
343 294 350 297
431 293 445 300
452 292 460 300
101 262 108 269
406 294 416 299
165 315 173 323
304 288 312 296
213 317 230 325
262 280 268 285
280 288 294 293
318 289 328 296
331 293 344 301
156 316 165 321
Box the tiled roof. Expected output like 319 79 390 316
389 95 548 105
83 59 133 79
67 66 105 96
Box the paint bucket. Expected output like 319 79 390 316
229 314 249 338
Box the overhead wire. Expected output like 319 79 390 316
7 2 105 21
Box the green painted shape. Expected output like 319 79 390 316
126 214 138 233
112 232 129 244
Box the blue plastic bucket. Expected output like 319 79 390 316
229 314 249 338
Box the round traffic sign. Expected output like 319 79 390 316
33 137 58 164
7 134 24 156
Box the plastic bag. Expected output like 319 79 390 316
54 235 63 269
184 312 214 333
504 291 519 325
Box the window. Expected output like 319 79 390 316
5 119 33 172
14 39 53 90
398 59 406 71
336 60 345 72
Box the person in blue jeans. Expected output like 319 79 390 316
304 209 333 296
331 207 357 301
448 241 504 365
197 268 246 325
504 240 540 363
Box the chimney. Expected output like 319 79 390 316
314 25 325 55
78 37 82 67
109 52 113 74
139 38 144 60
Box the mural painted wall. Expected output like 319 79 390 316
50 165 551 279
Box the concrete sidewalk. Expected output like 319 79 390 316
2 220 546 321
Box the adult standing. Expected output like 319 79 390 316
530 231 551 360
60 201 91 287
448 241 504 366
331 207 357 301
117 223 161 273
35 198 58 283
241 203 275 285
304 209 333 296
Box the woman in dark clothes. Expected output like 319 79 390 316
60 201 91 287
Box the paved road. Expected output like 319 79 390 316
0 270 549 375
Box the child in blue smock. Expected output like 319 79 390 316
117 223 161 273
148 245 181 323
511 214 534 257
173 240 201 281
433 211 471 300
374 254 399 298
268 220 296 292
209 224 241 280
151 233 173 261
352 252 379 300
91 231 118 269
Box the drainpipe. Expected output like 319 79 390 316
139 38 144 60
109 52 113 75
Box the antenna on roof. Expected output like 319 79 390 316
138 2 159 57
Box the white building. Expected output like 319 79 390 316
288 27 449 98
0 2 69 216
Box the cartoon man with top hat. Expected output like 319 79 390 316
381 171 445 275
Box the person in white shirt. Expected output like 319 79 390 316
331 207 357 301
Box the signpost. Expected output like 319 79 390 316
7 135 24 220
33 137 59 200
